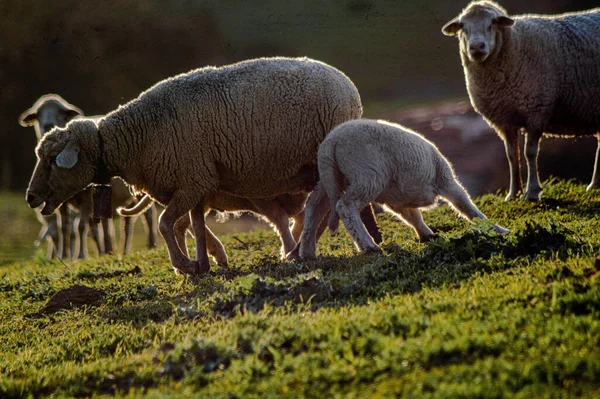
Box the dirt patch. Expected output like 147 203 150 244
41 285 106 314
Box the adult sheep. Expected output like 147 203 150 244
442 1 600 201
289 119 508 259
26 57 369 276
20 94 158 258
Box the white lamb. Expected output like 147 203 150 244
292 119 508 259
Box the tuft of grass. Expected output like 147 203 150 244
0 179 599 398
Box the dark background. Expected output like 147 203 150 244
2 0 597 192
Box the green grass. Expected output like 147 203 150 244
1 179 599 398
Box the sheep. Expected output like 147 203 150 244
25 57 375 276
20 94 158 258
289 119 508 259
442 1 600 201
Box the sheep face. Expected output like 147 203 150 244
442 2 514 63
26 121 98 216
19 97 83 137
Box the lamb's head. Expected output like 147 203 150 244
19 94 83 139
442 1 514 63
26 119 99 215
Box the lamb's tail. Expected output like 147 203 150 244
117 194 153 216
318 141 343 234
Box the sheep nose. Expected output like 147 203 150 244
26 192 42 208
26 193 35 204
469 41 486 52
43 124 54 133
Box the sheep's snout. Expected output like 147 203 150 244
42 124 54 133
26 191 44 209
468 40 488 62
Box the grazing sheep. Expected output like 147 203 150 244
20 94 158 258
290 119 508 259
26 57 370 276
442 1 600 201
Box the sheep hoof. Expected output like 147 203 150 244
504 192 518 201
523 188 542 202
586 183 599 191
492 225 510 234
419 234 437 243
363 245 383 255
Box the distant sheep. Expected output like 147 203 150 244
20 94 158 258
290 119 508 259
442 0 600 200
26 57 375 276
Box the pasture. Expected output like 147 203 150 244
1 179 599 398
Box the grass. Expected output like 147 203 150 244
0 179 599 398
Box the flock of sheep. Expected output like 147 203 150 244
22 1 600 276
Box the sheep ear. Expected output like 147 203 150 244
19 109 38 127
493 16 514 27
442 19 463 36
56 141 80 169
64 106 83 122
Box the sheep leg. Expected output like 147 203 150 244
440 181 509 234
159 193 204 276
587 134 600 191
290 210 304 242
501 126 522 200
89 219 104 256
387 205 434 242
336 187 381 254
523 130 543 201
189 201 211 275
360 204 382 245
173 214 190 257
121 216 134 254
58 205 71 259
69 211 78 259
76 213 90 259
205 226 228 267
253 199 297 260
143 204 159 248
104 219 115 254
289 183 329 260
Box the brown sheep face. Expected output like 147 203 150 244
26 122 98 215
442 4 514 63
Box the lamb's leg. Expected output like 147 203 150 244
59 205 71 259
360 204 382 245
159 192 205 276
89 219 103 256
501 126 522 200
121 216 134 254
336 187 381 254
387 205 434 242
587 134 600 191
441 181 509 234
523 130 543 201
189 201 211 276
288 183 329 260
143 204 159 249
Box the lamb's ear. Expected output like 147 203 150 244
493 16 514 27
18 108 38 127
56 141 80 169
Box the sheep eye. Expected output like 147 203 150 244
48 156 57 165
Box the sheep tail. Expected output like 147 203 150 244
318 142 343 234
117 194 153 216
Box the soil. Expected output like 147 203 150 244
42 285 106 314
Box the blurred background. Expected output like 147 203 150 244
1 0 598 263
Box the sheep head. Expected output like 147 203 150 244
442 1 514 63
19 94 83 140
26 119 100 215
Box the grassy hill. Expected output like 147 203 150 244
1 179 599 398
